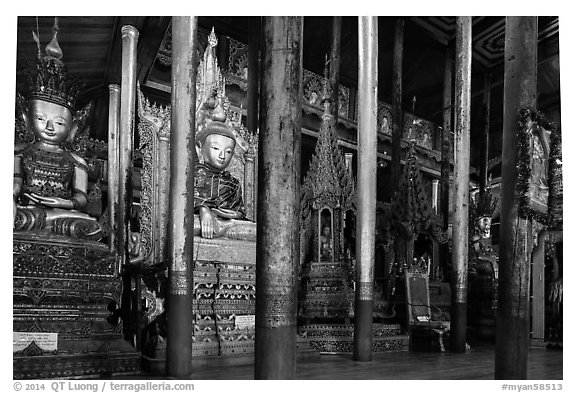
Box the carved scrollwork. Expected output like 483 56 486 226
137 87 172 265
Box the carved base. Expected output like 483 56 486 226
299 323 408 353
13 233 139 379
14 347 140 380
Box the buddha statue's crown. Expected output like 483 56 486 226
472 189 498 219
25 18 82 112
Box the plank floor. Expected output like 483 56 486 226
183 345 563 380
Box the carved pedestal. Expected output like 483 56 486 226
13 232 140 379
142 237 316 372
191 237 256 362
299 323 408 353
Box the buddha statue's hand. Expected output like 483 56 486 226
25 193 74 209
199 206 215 238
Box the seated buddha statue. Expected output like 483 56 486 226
192 109 256 242
13 26 103 241
469 215 498 281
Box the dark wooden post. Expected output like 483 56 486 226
330 16 342 121
479 73 491 196
353 16 378 362
255 16 303 380
495 16 538 380
531 231 547 343
247 16 261 136
440 48 453 278
107 84 121 253
165 16 198 379
450 16 472 353
391 18 404 192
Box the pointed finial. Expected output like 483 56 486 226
45 17 64 65
321 53 332 106
208 27 218 48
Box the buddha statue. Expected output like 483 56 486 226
468 191 499 338
13 21 103 241
470 215 498 280
192 109 256 242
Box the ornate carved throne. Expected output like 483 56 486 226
137 28 259 369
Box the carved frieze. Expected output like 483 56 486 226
303 69 350 120
13 234 118 278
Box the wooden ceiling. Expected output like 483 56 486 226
15 16 560 167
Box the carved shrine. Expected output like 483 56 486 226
13 20 139 379
137 29 262 369
298 71 408 353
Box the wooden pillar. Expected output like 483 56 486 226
440 48 453 230
391 18 404 192
118 26 138 268
495 16 538 380
107 84 121 254
330 16 342 121
439 48 453 282
531 231 546 342
479 73 491 196
353 16 378 362
247 16 261 136
118 26 138 345
255 16 303 380
246 17 261 221
165 16 198 379
450 16 472 353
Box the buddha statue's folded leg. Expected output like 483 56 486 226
51 216 103 241
14 206 47 231
222 219 257 242
193 214 256 241
45 208 103 240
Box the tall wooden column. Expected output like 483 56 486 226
353 16 378 362
391 18 404 192
531 231 546 343
479 73 491 196
118 26 139 345
247 16 261 136
450 16 472 353
440 48 453 279
166 16 198 379
495 16 538 380
107 84 121 254
118 26 138 267
330 16 342 120
255 16 303 380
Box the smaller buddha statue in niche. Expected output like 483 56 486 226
319 225 332 261
193 108 256 242
13 20 103 241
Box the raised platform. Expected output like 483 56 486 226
13 232 140 379
299 323 409 353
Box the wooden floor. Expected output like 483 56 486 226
183 345 563 380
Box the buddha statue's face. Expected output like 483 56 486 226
28 99 73 145
200 133 236 170
476 216 492 238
